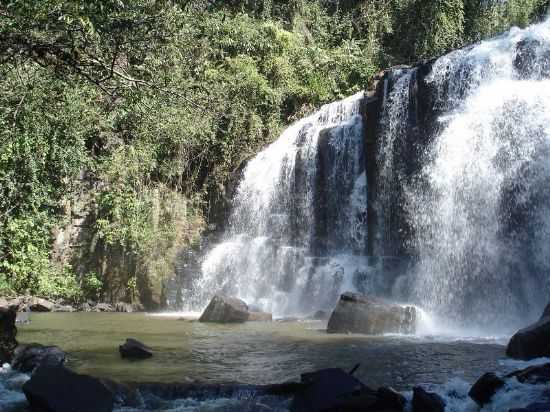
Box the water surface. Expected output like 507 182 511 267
17 313 507 390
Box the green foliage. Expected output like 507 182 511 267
0 0 548 303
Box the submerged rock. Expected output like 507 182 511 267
327 292 416 335
507 314 550 360
507 363 550 384
412 386 445 412
469 372 505 406
119 338 153 360
0 308 17 363
247 311 272 322
199 295 249 323
23 364 114 412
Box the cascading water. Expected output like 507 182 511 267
386 20 550 333
182 18 550 334
184 93 369 316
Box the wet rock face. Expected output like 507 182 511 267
0 308 17 364
199 295 249 323
468 372 505 406
23 364 114 412
507 314 550 360
327 292 416 335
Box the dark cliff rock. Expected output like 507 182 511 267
327 292 416 335
0 308 17 364
507 306 550 360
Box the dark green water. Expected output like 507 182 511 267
17 312 506 390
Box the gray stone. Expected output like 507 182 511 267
327 292 416 335
199 295 249 323
95 303 115 312
119 338 153 360
29 297 55 312
12 343 66 373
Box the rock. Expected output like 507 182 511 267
327 292 417 335
375 386 407 411
23 364 114 412
52 304 75 312
412 387 445 412
7 296 27 311
310 310 330 320
247 311 272 322
199 295 249 323
95 303 115 312
29 297 55 312
506 316 550 360
0 297 9 310
542 302 550 320
12 343 66 373
0 308 17 363
507 363 550 384
119 338 153 360
469 372 505 406
290 368 365 412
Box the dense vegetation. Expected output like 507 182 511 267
1 0 548 306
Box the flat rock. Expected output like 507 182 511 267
412 386 445 412
327 292 416 335
52 304 75 312
199 295 249 323
469 372 505 406
507 316 550 360
119 338 153 360
95 303 115 312
23 364 114 412
12 343 66 373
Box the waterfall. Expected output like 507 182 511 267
182 18 550 334
390 20 550 332
185 93 369 316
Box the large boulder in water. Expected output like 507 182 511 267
507 308 550 360
28 297 55 312
412 386 445 412
199 295 249 323
23 364 114 412
327 292 416 335
469 372 505 406
12 343 66 372
0 308 17 363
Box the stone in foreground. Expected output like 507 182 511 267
199 295 249 323
23 364 114 412
119 338 153 360
412 386 445 412
469 372 505 406
12 343 66 372
0 308 17 363
327 292 416 335
507 307 550 360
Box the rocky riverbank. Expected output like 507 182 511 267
0 296 144 315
